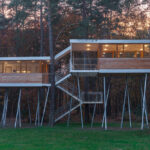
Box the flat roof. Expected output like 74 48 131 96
70 39 150 44
0 56 51 61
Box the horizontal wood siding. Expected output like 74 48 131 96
0 73 49 83
98 58 150 69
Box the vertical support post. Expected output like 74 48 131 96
121 76 132 128
77 76 83 128
102 82 110 128
67 79 75 127
140 79 149 128
14 88 22 128
103 76 107 130
141 74 148 130
41 87 50 126
35 88 40 126
127 88 132 128
91 104 96 128
1 88 9 127
121 77 128 128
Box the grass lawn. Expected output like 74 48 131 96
0 123 149 150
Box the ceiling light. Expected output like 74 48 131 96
124 45 128 47
145 45 148 47
104 48 107 51
104 45 109 47
86 44 91 47
140 49 143 51
86 48 90 51
17 61 20 63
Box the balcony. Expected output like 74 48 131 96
71 58 150 73
0 73 50 87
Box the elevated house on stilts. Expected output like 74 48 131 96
1 39 150 130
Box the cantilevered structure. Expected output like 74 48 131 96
1 39 150 130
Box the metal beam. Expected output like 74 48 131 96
14 88 22 128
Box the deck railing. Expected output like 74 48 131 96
0 73 50 84
72 57 150 70
72 58 98 70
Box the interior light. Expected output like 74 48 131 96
17 61 20 63
103 52 106 55
47 60 50 63
140 49 143 51
104 45 109 47
86 44 91 47
32 60 35 63
145 45 148 47
86 48 91 51
104 48 107 51
124 45 128 47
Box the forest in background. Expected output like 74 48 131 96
0 0 150 126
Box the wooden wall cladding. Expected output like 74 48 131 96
98 58 150 69
0 73 49 83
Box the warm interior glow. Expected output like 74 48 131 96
86 44 91 47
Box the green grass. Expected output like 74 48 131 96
0 123 149 150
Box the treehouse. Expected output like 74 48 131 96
0 57 51 87
70 39 150 74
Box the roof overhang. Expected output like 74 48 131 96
0 56 51 61
70 39 150 44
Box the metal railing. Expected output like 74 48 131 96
55 64 70 82
72 58 98 70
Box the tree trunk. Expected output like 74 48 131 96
47 0 55 127
40 0 44 56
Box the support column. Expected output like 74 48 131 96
35 88 40 126
102 81 110 128
91 104 96 128
77 76 83 128
1 88 9 127
67 79 75 127
14 88 22 128
141 74 148 130
103 76 107 130
140 78 149 128
41 87 50 126
121 76 132 128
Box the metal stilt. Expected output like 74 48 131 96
14 88 22 128
141 74 148 130
1 89 8 127
40 87 50 126
77 76 83 128
103 76 108 130
102 82 110 128
67 80 75 127
91 104 96 128
140 80 149 128
35 88 40 126
121 77 132 128
127 89 132 128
